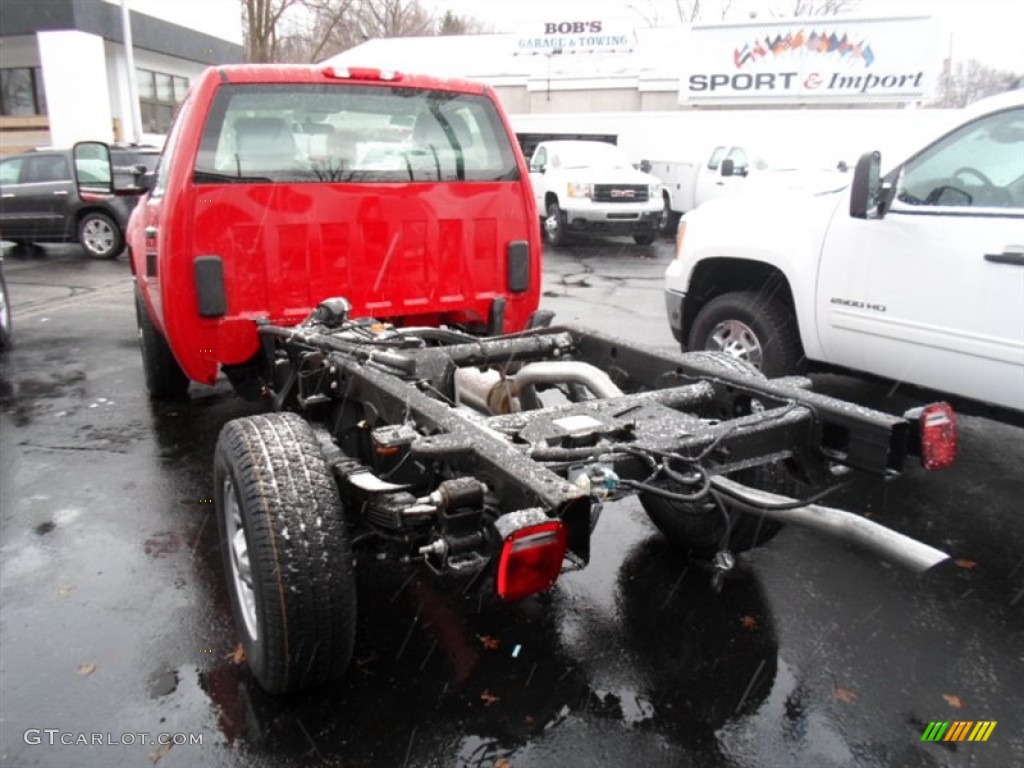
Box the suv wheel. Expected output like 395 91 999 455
79 212 124 259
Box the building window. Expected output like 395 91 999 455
137 68 188 133
1 67 47 116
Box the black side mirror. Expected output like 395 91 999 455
136 171 157 193
850 151 882 219
531 163 546 174
639 159 652 174
721 158 735 177
72 141 113 194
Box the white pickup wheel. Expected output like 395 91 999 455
687 290 804 378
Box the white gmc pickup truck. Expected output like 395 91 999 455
529 140 662 246
665 90 1024 414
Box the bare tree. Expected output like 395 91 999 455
243 0 485 63
242 0 305 62
357 0 434 39
931 59 1021 108
437 9 486 35
787 0 860 16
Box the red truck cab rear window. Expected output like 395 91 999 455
194 84 521 185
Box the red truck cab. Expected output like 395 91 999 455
128 65 541 398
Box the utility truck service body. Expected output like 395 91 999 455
72 64 959 696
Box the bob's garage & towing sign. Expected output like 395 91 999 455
682 16 938 104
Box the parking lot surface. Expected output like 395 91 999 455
1 240 1022 767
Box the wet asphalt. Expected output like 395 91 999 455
1 239 1022 768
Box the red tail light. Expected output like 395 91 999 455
496 520 567 601
919 402 957 471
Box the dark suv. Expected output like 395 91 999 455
0 145 159 259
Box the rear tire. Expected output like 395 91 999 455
214 413 357 694
687 290 803 378
134 284 189 400
640 351 789 557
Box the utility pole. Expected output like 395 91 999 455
121 0 143 143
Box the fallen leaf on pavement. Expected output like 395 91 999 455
739 615 758 630
943 693 963 708
478 635 500 650
954 559 978 570
226 643 246 665
494 758 512 768
832 686 857 703
480 690 500 706
149 742 173 763
77 664 97 677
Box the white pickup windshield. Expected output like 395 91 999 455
194 84 520 183
551 142 633 170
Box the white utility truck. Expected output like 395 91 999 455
664 90 1024 415
528 140 663 245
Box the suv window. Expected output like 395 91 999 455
896 107 1024 209
23 154 70 184
0 156 23 184
194 84 519 183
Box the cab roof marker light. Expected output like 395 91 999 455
323 66 402 82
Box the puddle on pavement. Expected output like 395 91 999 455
149 669 180 699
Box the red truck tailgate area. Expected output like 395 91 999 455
170 180 538 380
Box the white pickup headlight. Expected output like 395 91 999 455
567 183 593 199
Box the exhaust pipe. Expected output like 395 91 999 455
454 362 624 415
712 476 950 573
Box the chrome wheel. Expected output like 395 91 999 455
224 478 258 641
81 217 116 256
706 319 763 369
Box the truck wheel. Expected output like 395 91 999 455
687 291 803 378
640 351 786 557
544 201 568 246
633 230 657 246
214 413 357 694
78 212 124 259
0 269 11 350
134 285 189 400
657 196 678 235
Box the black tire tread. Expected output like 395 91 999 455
545 201 567 246
640 351 788 556
0 271 11 350
134 285 189 400
215 413 356 694
687 290 804 378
